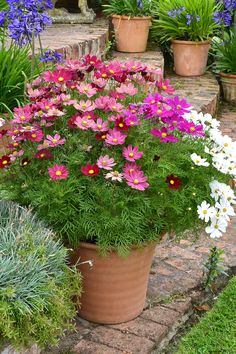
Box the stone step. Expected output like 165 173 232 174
39 18 109 59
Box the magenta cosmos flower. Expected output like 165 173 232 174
105 129 127 145
151 128 179 143
48 164 69 180
124 170 149 191
97 155 116 170
45 134 66 147
123 145 143 162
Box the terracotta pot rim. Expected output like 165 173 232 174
171 39 211 45
220 72 236 79
112 14 152 20
78 240 157 253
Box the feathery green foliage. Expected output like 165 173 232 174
0 201 81 350
103 0 153 17
151 0 222 42
212 29 236 74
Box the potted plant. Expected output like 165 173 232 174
213 29 236 102
151 0 222 76
103 0 153 53
0 201 81 353
0 55 235 324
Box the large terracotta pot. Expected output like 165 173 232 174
72 241 156 324
171 40 211 77
112 15 152 53
220 72 236 103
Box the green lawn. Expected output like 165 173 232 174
176 276 236 354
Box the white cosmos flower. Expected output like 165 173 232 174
215 199 235 221
210 180 236 204
197 201 216 222
191 153 209 167
205 217 228 238
105 171 123 182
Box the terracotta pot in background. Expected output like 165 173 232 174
72 241 156 324
220 72 236 103
171 40 211 77
112 15 151 53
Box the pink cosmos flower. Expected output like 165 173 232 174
97 155 116 170
122 162 142 174
36 99 55 111
94 96 110 110
44 134 65 147
123 61 146 73
109 91 126 100
75 116 94 130
92 78 107 89
12 105 33 124
178 120 205 137
107 98 123 113
106 61 124 77
124 170 149 191
91 118 109 132
58 94 77 106
123 145 143 162
48 164 69 180
167 96 191 115
105 129 127 145
9 149 24 161
46 108 65 117
43 68 73 84
73 100 95 112
77 83 97 97
25 129 44 142
151 127 179 143
125 115 141 127
155 79 175 95
116 83 138 96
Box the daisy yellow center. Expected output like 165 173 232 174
133 179 139 185
177 104 181 109
58 77 64 82
31 134 37 138
196 160 200 164
20 116 26 121
161 132 167 137
157 109 162 114
170 180 175 185
89 169 94 174
2 160 8 165
56 170 62 176
109 69 114 74
113 138 118 143
101 73 107 78
119 123 124 128
203 210 208 214
223 208 227 213
190 127 195 132
52 139 58 143
224 143 229 147
162 85 167 90
214 225 219 229
129 153 134 157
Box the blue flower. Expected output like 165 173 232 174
0 11 6 26
40 50 64 63
186 14 192 25
213 10 232 26
137 0 143 9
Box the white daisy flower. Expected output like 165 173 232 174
215 199 235 221
205 217 228 238
191 153 209 167
197 201 216 222
105 171 123 182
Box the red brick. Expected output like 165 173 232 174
109 317 168 343
161 298 192 314
141 306 181 327
73 339 123 354
88 326 155 354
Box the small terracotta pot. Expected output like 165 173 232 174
220 72 236 103
71 241 156 324
171 40 211 77
112 15 151 53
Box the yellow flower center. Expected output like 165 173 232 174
45 105 50 110
214 225 219 229
82 121 88 126
90 61 95 65
203 210 208 214
97 124 102 129
157 109 162 114
13 151 18 156
177 104 181 109
112 106 117 110
223 208 227 213
173 121 177 125
133 179 139 184
162 85 167 90
89 169 94 174
161 132 167 137
40 153 45 158
131 109 136 113
190 127 195 132
129 153 134 157
87 115 91 119
224 143 229 147
101 73 107 78
101 135 106 139
130 121 135 126
112 138 118 143
26 126 31 130
102 161 107 166
170 180 175 185
52 139 58 143
132 66 136 70
13 129 19 134
2 160 8 165
13 142 18 147
31 134 37 138
23 161 28 165
109 69 114 74
20 116 26 121
58 77 64 82
119 123 124 128
56 170 62 176
151 100 156 104
82 104 87 108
